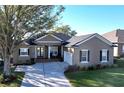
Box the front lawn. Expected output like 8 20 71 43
0 66 25 87
65 59 124 87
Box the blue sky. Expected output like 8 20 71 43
61 5 124 35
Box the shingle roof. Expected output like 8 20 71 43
66 33 96 47
102 29 124 43
52 33 71 41
25 32 71 45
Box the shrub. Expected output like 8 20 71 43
31 58 35 64
14 59 36 66
79 66 88 71
88 66 94 70
114 56 121 59
65 65 80 73
96 64 101 69
1 74 17 84
101 65 107 69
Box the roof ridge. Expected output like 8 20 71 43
72 33 96 46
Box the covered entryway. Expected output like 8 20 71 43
35 45 63 62
34 34 64 62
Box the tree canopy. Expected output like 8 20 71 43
52 25 77 36
0 5 64 76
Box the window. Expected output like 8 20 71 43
19 48 29 56
80 49 89 63
100 49 109 63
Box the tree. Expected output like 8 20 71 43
53 25 77 36
0 5 64 77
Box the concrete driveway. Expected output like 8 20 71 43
15 62 71 87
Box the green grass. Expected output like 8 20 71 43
65 59 124 87
0 66 25 87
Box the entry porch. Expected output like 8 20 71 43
34 45 64 62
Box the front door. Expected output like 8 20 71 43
37 47 44 58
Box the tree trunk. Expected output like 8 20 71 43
3 56 11 76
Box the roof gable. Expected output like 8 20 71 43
102 29 124 43
19 41 30 46
66 34 95 47
76 33 112 46
35 34 63 42
102 30 118 43
66 33 113 47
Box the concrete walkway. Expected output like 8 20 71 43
15 62 71 87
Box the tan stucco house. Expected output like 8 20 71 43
64 33 113 67
103 29 124 57
13 33 114 67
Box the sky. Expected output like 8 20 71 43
61 5 124 35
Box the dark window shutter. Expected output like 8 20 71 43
100 50 102 61
107 50 109 61
88 50 90 61
28 49 29 55
80 51 82 62
19 49 20 55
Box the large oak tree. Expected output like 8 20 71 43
0 5 64 77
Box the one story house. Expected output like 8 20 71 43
13 33 114 67
64 33 113 67
103 29 124 57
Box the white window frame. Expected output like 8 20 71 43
80 49 89 63
19 48 29 56
101 49 108 63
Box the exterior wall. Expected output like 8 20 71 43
30 46 36 58
35 43 61 46
72 37 113 67
118 43 124 56
38 35 61 41
13 45 63 64
35 35 62 45
13 45 31 64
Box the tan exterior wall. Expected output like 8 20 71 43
13 44 37 64
118 43 124 56
36 43 61 46
38 35 61 41
64 47 74 53
13 44 63 63
72 37 113 67
30 46 36 58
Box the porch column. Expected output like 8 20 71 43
35 46 37 58
48 45 51 59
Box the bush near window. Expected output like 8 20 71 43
14 59 35 66
65 65 80 73
65 64 114 73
